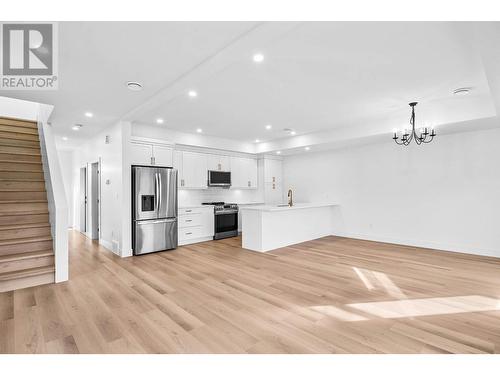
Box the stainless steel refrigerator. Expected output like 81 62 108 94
132 166 178 255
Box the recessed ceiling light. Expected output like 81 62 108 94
62 137 68 141
126 81 143 91
72 124 82 131
255 139 260 143
276 151 281 154
290 131 297 136
253 53 264 63
188 90 198 98
305 147 310 151
84 112 93 118
453 87 471 96
156 118 164 124
265 124 272 130
196 128 202 133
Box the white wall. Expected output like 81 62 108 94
0 96 39 121
57 149 74 228
283 127 500 257
71 121 129 254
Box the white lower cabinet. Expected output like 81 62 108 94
178 206 214 245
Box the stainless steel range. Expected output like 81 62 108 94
202 202 239 240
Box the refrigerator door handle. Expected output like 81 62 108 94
154 172 159 214
158 171 162 215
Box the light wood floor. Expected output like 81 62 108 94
2 231 500 353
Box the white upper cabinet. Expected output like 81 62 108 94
264 158 283 185
207 154 230 171
130 141 173 167
230 157 258 189
179 151 208 189
131 139 261 191
152 144 173 167
130 142 154 166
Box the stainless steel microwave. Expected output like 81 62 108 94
208 170 231 187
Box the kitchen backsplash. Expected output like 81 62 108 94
178 188 265 206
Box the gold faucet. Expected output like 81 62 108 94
287 189 293 207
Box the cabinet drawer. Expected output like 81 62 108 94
178 226 204 241
179 207 202 216
178 214 203 228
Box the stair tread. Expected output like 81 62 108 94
0 143 40 149
0 223 50 231
0 127 39 135
0 210 49 217
0 168 43 172
0 118 37 128
0 249 53 263
0 178 45 181
0 265 54 281
0 151 41 156
0 200 47 204
0 160 41 164
0 235 52 246
0 191 46 194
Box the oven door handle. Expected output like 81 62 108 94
215 210 238 215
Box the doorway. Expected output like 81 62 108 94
89 161 101 240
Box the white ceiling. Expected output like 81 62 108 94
3 21 499 152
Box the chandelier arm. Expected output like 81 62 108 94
394 138 404 145
404 131 413 146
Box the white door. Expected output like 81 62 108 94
182 151 207 189
79 166 87 232
153 145 173 167
90 162 99 240
130 142 153 166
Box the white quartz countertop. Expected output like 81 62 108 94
240 202 338 212
179 202 265 209
179 205 213 209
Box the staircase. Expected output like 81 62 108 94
0 117 55 292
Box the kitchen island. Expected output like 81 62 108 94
240 203 338 252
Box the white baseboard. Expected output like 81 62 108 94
98 238 115 253
331 230 500 259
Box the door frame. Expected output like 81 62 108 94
87 160 101 240
79 165 87 233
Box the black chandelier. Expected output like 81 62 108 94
393 102 436 146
